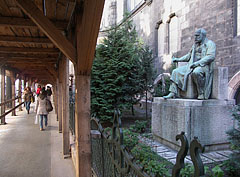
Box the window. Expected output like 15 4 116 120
237 0 240 35
127 0 144 12
117 0 124 23
157 22 165 56
167 15 179 54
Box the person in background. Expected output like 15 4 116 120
35 90 48 131
41 86 47 97
36 85 41 97
24 87 34 114
46 86 52 100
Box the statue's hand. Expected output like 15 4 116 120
190 63 197 69
172 57 178 63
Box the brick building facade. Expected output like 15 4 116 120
100 0 240 102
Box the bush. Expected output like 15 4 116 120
224 104 240 176
131 143 171 176
129 120 148 133
123 129 139 150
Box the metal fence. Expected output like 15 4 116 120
91 110 154 177
69 89 75 135
90 110 206 177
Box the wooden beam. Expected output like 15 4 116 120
7 59 56 63
0 36 52 45
0 53 58 59
74 1 105 177
0 47 59 54
18 78 23 111
0 16 67 30
44 64 58 78
10 71 16 116
58 58 63 133
1 68 6 124
62 57 70 156
16 0 76 64
0 59 7 67
76 0 105 75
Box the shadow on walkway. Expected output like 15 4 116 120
0 103 75 177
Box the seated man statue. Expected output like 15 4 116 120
163 28 216 100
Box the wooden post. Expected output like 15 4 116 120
6 76 12 109
55 79 59 120
10 72 16 116
75 74 91 177
1 67 5 124
62 57 70 156
58 59 63 133
18 78 23 111
73 1 105 176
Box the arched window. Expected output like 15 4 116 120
167 14 179 54
157 21 165 56
127 0 143 11
237 0 240 35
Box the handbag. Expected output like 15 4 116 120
46 99 53 112
34 114 39 124
31 96 35 103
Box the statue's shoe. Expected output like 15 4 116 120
197 94 204 100
163 92 175 99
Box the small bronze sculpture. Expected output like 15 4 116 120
164 28 216 99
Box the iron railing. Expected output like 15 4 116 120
91 110 206 177
69 89 75 135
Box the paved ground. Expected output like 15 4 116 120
139 135 233 165
0 103 75 177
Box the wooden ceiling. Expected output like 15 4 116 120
0 0 76 84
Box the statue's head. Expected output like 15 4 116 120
194 28 206 44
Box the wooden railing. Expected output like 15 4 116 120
0 96 24 119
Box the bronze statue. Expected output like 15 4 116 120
163 28 216 99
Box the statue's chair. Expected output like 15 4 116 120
179 66 228 100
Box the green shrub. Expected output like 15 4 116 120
225 104 240 176
123 129 139 150
180 164 194 177
129 120 147 133
211 165 224 177
221 159 240 176
131 143 171 177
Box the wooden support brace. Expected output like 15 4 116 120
16 0 77 64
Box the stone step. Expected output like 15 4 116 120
139 135 233 165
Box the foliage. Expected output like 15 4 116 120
180 164 224 177
153 77 171 97
123 129 139 150
224 104 240 176
131 143 171 177
221 159 240 176
129 120 147 133
211 165 224 177
180 164 194 177
91 18 154 121
121 120 172 176
138 45 155 96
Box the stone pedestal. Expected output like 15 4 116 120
152 98 235 152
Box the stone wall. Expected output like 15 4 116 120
128 0 240 81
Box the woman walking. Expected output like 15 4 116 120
35 90 48 131
24 87 33 114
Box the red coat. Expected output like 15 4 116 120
36 87 41 95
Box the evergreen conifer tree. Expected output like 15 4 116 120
91 19 153 121
225 105 240 176
138 46 154 118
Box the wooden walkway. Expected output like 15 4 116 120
0 103 75 177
